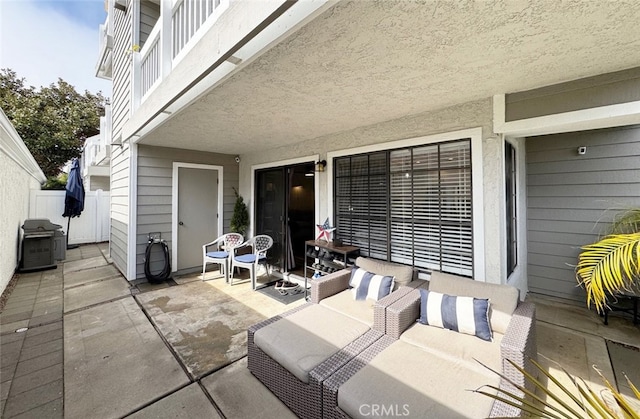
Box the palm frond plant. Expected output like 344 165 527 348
575 233 640 313
473 357 640 419
610 209 640 235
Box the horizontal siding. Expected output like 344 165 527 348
110 134 130 274
139 0 160 47
527 156 640 175
135 145 239 278
112 0 132 140
526 127 640 301
110 218 128 276
529 170 639 186
506 68 640 121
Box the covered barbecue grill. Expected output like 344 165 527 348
21 218 66 271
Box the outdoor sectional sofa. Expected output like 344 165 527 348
247 257 416 419
248 262 537 418
322 272 537 418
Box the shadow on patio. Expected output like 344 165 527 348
1 244 638 418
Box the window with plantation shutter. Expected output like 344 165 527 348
334 139 473 276
335 152 389 259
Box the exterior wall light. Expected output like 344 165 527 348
316 160 327 172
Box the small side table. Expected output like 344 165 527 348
603 291 640 325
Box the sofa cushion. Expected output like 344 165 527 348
399 323 503 374
320 289 375 326
254 304 369 384
429 271 519 334
349 267 394 301
355 257 413 289
338 340 499 419
419 289 492 341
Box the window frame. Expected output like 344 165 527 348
333 139 473 276
327 128 486 281
505 140 518 276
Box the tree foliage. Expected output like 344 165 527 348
230 187 249 237
0 68 106 177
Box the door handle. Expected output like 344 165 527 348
178 221 184 226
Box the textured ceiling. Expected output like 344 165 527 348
139 0 640 154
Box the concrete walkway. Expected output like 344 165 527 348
1 244 298 419
1 244 639 418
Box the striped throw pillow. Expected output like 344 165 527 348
349 267 395 302
418 289 492 341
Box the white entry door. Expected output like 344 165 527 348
177 166 219 271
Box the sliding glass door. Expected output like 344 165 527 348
255 163 316 274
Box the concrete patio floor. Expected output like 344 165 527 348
1 243 638 418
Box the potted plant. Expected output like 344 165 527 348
576 209 640 313
230 187 249 237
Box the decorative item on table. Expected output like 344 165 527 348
316 218 336 242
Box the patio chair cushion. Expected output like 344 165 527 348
429 272 519 334
418 289 492 341
337 339 499 419
319 289 375 326
254 304 370 384
349 268 394 302
234 254 266 264
206 251 229 259
355 257 414 290
399 323 503 373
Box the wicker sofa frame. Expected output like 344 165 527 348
247 270 418 419
322 288 538 419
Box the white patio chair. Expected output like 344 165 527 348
202 233 244 282
229 235 273 290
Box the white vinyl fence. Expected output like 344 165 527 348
29 190 110 245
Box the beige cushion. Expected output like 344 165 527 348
320 289 375 326
254 304 369 383
400 323 503 374
338 340 499 419
429 272 519 334
355 257 414 289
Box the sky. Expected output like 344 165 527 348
0 0 112 97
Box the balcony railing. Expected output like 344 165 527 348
82 105 112 175
95 17 114 79
95 105 112 164
140 26 161 98
172 0 222 59
132 0 228 108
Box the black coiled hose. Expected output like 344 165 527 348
144 239 171 283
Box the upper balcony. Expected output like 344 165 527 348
133 0 230 104
82 105 112 178
123 0 333 144
95 14 114 80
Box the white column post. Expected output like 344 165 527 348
161 0 173 80
130 0 141 112
131 51 141 111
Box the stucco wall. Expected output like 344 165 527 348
240 98 508 285
0 152 42 293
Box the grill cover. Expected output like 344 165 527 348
22 219 63 233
